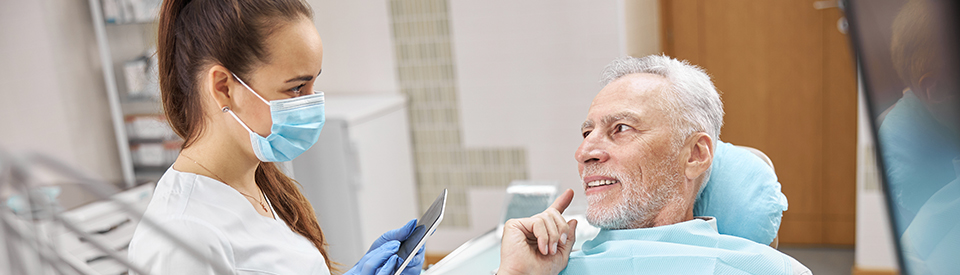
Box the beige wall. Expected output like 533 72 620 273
0 0 122 184
623 0 661 57
307 0 400 94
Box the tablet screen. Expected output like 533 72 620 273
396 189 446 273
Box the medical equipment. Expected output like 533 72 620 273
496 181 558 239
396 189 446 275
0 150 230 275
501 182 558 223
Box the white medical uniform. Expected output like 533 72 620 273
128 168 331 275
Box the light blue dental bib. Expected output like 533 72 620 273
562 218 796 275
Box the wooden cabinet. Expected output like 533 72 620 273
661 0 858 246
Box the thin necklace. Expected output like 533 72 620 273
181 155 270 213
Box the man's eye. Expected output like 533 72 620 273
582 130 592 138
616 124 632 133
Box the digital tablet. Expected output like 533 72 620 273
395 189 447 275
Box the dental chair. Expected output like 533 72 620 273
728 144 781 248
55 183 156 274
423 141 788 275
742 145 780 248
0 151 160 275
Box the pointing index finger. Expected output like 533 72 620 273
549 189 575 214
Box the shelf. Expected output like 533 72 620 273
133 165 171 174
127 138 177 144
104 20 156 26
133 169 166 185
120 98 162 116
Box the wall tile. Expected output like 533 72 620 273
389 0 529 227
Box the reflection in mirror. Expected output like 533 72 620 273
846 0 960 274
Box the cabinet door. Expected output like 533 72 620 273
291 119 366 264
662 0 858 246
349 107 420 252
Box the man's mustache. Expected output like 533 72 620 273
580 164 629 186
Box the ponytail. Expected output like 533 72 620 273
158 0 202 146
156 0 336 272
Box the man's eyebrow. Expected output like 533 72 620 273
581 111 641 131
285 70 322 83
580 111 641 131
599 111 642 127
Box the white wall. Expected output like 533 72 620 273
450 0 613 209
449 0 658 211
426 0 660 253
307 0 400 94
0 0 122 184
855 80 899 270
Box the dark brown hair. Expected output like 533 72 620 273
157 0 336 271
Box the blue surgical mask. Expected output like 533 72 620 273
225 73 325 162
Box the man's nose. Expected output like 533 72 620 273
576 133 610 164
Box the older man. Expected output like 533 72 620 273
497 55 810 275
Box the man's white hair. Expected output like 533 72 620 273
600 54 724 195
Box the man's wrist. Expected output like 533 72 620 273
496 263 527 275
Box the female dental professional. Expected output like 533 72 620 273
126 0 424 274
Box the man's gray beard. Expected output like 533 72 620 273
584 159 684 230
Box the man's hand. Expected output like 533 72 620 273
498 189 578 275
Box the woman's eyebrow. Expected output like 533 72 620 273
284 70 322 83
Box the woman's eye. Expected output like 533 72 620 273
616 124 632 133
289 84 306 96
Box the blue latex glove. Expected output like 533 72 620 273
345 240 401 275
349 219 427 275
394 246 426 275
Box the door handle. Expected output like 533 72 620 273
813 1 849 34
813 0 841 10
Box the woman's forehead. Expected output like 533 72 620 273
258 18 323 79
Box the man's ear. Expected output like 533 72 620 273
204 65 235 110
916 72 950 104
684 132 714 181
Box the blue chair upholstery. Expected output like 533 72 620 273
693 141 788 246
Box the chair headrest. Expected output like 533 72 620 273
693 141 788 245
